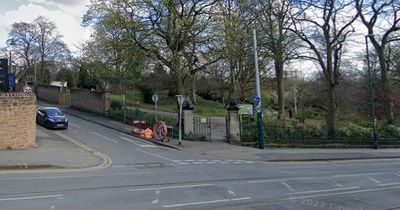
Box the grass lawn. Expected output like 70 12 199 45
109 94 227 116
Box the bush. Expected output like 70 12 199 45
111 101 122 110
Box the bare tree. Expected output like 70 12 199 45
355 0 400 124
255 0 298 119
289 0 358 138
34 16 70 84
8 22 38 68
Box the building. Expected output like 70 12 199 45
284 69 302 80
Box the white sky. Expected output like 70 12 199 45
0 0 92 53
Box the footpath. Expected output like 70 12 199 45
62 106 400 162
1 102 400 172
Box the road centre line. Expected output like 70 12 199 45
90 132 119 143
288 185 400 200
248 177 312 184
0 194 63 202
129 184 214 192
288 186 360 195
162 197 251 208
332 172 383 178
136 149 177 162
119 136 157 148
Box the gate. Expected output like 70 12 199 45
193 115 211 141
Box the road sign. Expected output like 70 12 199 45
253 96 260 105
8 74 15 88
176 95 185 105
152 94 159 104
23 85 32 93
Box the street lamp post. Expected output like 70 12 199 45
252 29 265 149
365 35 378 149
6 39 16 92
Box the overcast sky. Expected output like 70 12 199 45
0 0 91 53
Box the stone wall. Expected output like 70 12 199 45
71 89 109 115
0 93 36 149
37 85 61 104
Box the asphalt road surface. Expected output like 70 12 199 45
0 114 399 210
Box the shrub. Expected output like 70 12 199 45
111 101 122 110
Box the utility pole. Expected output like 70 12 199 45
253 29 265 149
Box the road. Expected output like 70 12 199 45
0 114 400 210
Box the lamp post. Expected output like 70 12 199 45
365 34 378 149
6 39 16 74
252 29 265 149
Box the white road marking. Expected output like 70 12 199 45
90 132 119 143
152 190 160 204
178 162 190 165
248 177 312 184
393 173 400 177
330 179 343 187
120 136 149 147
231 197 251 201
281 181 296 192
367 176 382 184
288 187 360 195
141 145 158 148
163 199 229 208
129 184 214 192
136 149 177 162
0 194 63 202
227 187 236 197
333 172 383 178
288 185 400 200
149 164 161 167
111 165 126 168
379 182 400 186
193 162 204 164
162 197 251 208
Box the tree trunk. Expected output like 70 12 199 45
173 51 184 96
225 63 236 106
377 51 395 124
327 83 337 139
192 75 197 104
275 59 284 119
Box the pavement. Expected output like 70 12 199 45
1 102 400 171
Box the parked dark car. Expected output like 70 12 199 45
36 107 68 129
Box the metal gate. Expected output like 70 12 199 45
193 115 211 141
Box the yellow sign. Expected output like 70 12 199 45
200 117 207 123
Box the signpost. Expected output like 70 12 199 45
176 95 185 146
8 74 15 91
152 94 159 122
23 85 32 93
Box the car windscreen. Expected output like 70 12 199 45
45 108 64 116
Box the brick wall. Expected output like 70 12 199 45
0 93 36 149
37 85 60 104
71 89 109 115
